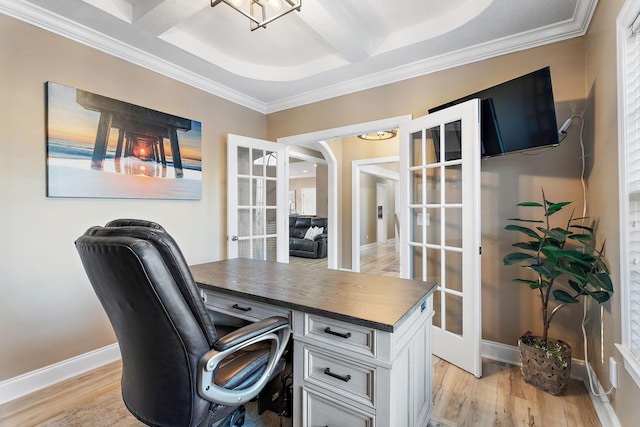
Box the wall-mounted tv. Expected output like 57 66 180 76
429 67 560 159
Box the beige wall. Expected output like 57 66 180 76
269 38 590 350
0 14 265 380
585 0 640 425
315 164 328 218
3 6 638 424
331 135 400 269
359 174 396 246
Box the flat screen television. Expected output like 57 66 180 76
428 67 560 159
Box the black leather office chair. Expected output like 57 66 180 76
75 221 291 427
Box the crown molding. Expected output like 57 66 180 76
0 0 268 113
266 0 597 113
1 0 596 115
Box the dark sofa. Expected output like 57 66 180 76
289 216 328 258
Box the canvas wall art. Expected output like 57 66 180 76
46 82 202 199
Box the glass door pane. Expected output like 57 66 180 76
227 135 286 262
400 100 481 377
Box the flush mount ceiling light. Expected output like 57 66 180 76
211 0 302 31
357 130 398 141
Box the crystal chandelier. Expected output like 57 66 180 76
211 0 302 31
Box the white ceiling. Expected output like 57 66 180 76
0 0 596 113
289 160 316 179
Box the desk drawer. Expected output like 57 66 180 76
202 290 289 322
303 345 375 408
304 314 375 358
303 387 374 427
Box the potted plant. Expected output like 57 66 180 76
503 189 613 395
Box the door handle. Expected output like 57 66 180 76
230 235 239 241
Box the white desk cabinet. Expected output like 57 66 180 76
192 259 436 427
295 306 433 427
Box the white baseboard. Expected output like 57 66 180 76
481 339 520 365
583 361 622 427
0 343 121 405
482 339 586 380
481 339 620 427
0 337 622 427
360 241 377 250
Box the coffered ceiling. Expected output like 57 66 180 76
0 0 597 113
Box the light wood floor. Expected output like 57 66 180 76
289 240 400 276
0 243 600 426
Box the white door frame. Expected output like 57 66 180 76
278 115 412 270
352 157 399 273
399 99 482 377
227 134 288 262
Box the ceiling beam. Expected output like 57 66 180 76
132 0 210 36
297 0 376 63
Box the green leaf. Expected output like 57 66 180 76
555 264 588 283
547 248 594 268
538 227 571 242
575 252 598 263
595 259 611 274
551 226 573 235
512 242 542 252
546 201 572 216
517 201 543 207
587 272 614 292
541 247 590 266
505 224 542 240
540 245 562 260
590 291 612 303
570 224 594 234
542 258 562 279
568 279 584 293
572 216 590 222
528 262 556 279
503 252 536 265
506 218 545 223
553 289 579 303
568 234 593 245
513 278 542 289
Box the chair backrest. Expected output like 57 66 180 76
104 218 166 231
75 225 216 427
84 224 218 346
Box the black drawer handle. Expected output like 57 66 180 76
324 367 351 383
232 303 252 312
324 327 351 339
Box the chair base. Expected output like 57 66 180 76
214 406 245 427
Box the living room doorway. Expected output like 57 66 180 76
351 156 399 274
278 115 411 270
300 188 316 215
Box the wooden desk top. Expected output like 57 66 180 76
191 258 437 333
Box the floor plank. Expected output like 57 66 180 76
0 243 600 426
0 361 122 427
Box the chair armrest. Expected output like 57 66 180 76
214 316 289 351
314 233 327 241
197 316 291 406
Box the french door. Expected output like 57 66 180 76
227 134 288 263
399 99 482 377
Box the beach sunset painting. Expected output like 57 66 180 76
46 82 202 199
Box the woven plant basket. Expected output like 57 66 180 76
518 335 571 396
